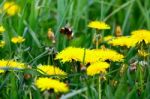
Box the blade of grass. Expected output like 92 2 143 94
104 0 134 22
60 87 87 99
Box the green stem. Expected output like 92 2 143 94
82 48 86 65
29 50 48 64
98 77 101 99
95 29 100 49
29 90 32 99
47 54 50 65
96 39 99 49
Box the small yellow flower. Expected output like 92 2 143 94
0 59 25 69
0 26 5 33
0 70 5 74
0 41 5 48
35 77 69 92
87 61 110 76
3 1 20 16
11 36 25 44
37 65 67 76
88 21 110 30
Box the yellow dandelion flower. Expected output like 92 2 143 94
87 61 110 76
108 36 136 48
0 25 5 33
104 35 114 42
55 47 85 63
0 41 5 48
0 70 5 73
84 50 100 63
3 1 20 16
0 59 25 69
35 77 69 92
85 49 124 63
56 47 124 64
37 65 67 76
88 21 110 30
97 49 124 62
11 36 25 44
131 29 150 44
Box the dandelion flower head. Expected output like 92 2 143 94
88 21 110 30
3 1 20 16
85 49 124 63
56 47 124 64
37 65 67 76
35 77 69 93
11 36 25 44
108 36 136 48
131 29 150 44
0 25 5 33
0 59 25 69
55 47 85 63
87 61 110 76
0 70 5 74
0 41 5 48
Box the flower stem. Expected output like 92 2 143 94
98 77 101 99
96 39 99 49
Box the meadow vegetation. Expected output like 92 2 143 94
0 0 150 99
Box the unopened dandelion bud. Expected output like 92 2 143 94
120 64 127 76
100 75 107 80
111 80 118 86
115 25 122 37
24 73 32 80
93 34 102 45
47 28 55 43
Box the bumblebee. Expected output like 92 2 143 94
60 26 73 39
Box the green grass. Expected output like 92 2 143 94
0 0 150 99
